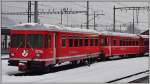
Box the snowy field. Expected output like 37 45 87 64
2 56 148 83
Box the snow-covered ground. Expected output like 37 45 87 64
2 56 148 83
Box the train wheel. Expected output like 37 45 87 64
84 58 91 66
100 54 107 61
70 61 77 65
44 65 54 73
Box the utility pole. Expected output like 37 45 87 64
60 9 63 25
113 6 149 33
113 5 115 32
81 24 83 29
133 10 135 34
34 1 38 23
120 25 121 32
94 11 96 30
86 1 89 29
28 1 31 23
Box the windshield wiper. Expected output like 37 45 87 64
27 42 33 50
17 42 23 50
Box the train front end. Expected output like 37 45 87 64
8 23 54 72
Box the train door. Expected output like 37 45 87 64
44 32 55 66
52 32 56 64
100 35 109 57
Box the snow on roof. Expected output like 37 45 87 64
11 23 147 38
140 35 149 39
100 31 140 38
12 23 99 34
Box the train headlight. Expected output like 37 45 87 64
11 53 15 57
36 53 41 58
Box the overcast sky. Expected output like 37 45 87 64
2 1 149 32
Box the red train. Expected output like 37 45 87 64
8 23 149 72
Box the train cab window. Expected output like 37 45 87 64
79 37 83 46
84 37 88 46
62 36 66 47
74 36 78 47
95 38 98 46
45 35 51 48
11 34 25 48
27 34 43 48
90 38 94 46
69 36 73 47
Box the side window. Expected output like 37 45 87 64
74 36 78 47
45 34 51 48
45 35 48 48
100 38 104 46
133 41 135 46
122 40 125 46
62 36 66 47
120 40 122 46
136 41 138 45
79 37 83 46
104 37 107 46
95 38 98 46
100 37 107 46
69 36 73 47
128 40 130 46
84 37 88 46
90 38 94 46
113 39 116 46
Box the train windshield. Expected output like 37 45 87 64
11 34 25 48
26 34 43 48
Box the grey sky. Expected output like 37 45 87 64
2 1 149 32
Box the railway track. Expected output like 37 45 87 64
106 70 149 83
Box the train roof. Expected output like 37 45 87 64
11 23 147 38
11 23 99 34
100 31 140 38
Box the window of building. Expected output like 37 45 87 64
69 36 73 47
62 36 66 47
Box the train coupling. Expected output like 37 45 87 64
18 61 27 71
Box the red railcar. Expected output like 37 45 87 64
8 23 101 71
8 23 149 72
99 31 148 59
140 35 149 54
